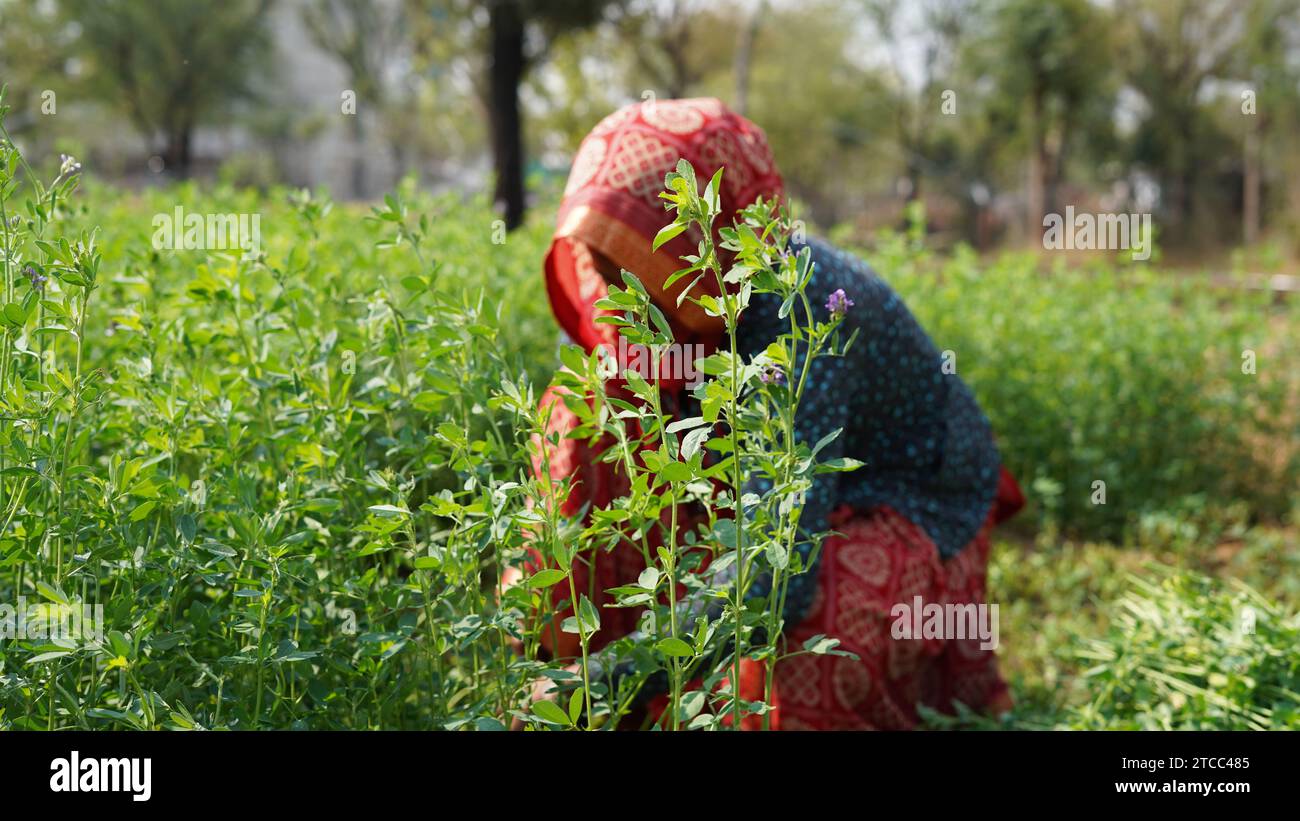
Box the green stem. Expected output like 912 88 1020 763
564 570 594 729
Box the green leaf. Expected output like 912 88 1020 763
778 293 796 319
128 500 157 522
648 303 674 340
802 634 859 659
666 416 704 433
28 650 73 664
531 698 572 726
817 457 864 473
765 540 789 571
558 344 588 375
620 269 647 297
638 567 660 590
664 262 703 291
678 690 707 721
2 302 25 327
708 167 724 209
675 273 707 308
811 428 843 458
656 637 696 657
35 581 69 605
652 221 687 252
624 369 653 399
660 460 692 483
578 595 601 633
681 427 710 461
527 569 567 588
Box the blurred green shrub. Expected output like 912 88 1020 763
860 222 1299 541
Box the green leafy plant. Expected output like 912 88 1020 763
510 160 861 730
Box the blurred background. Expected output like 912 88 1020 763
3 0 1300 268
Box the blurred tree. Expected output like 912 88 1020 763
607 0 705 99
411 0 617 227
980 0 1115 236
526 0 732 153
738 1 895 226
402 0 492 183
1116 0 1242 239
732 0 767 116
0 0 74 138
62 0 274 178
521 28 623 154
1234 0 1300 246
302 0 409 197
860 0 972 207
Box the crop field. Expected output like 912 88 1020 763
0 140 1297 730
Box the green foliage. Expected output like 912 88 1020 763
0 94 559 728
517 159 858 730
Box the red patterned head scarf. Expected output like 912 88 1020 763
545 97 784 359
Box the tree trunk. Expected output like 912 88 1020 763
1243 120 1261 246
163 126 194 179
904 155 922 203
1179 163 1196 242
733 1 764 116
1044 122 1067 222
350 112 368 200
488 0 527 231
1026 103 1046 241
665 39 689 99
1173 107 1195 238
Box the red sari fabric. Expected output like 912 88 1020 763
640 492 1024 731
533 98 1025 728
774 504 1013 730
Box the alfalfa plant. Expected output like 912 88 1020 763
0 86 114 728
525 160 859 729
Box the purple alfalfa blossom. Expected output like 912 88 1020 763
825 288 854 318
23 264 47 292
759 364 785 386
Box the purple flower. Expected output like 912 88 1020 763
23 264 47 292
825 288 854 317
760 365 785 385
